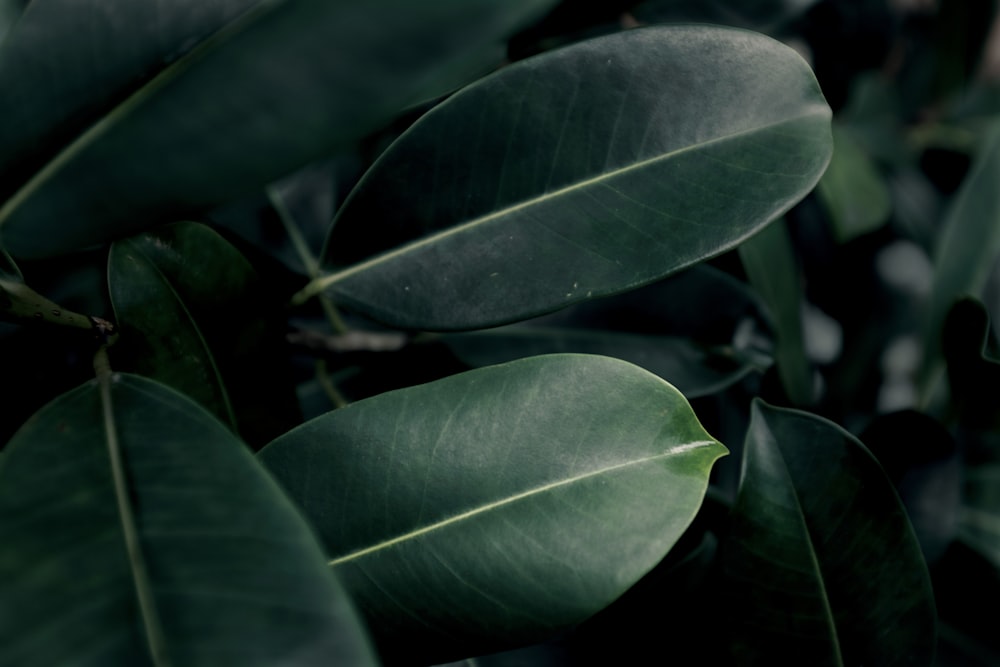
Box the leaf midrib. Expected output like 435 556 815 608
328 439 718 567
316 108 830 292
0 0 287 227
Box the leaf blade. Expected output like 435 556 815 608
319 24 832 330
259 353 726 664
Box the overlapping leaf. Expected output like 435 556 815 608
108 221 300 447
0 373 376 666
725 401 936 666
0 0 558 258
259 354 726 664
314 24 832 331
440 265 774 397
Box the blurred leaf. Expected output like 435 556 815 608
816 124 891 243
0 373 376 666
259 354 726 664
0 0 21 43
738 218 814 405
922 120 1000 397
725 401 936 666
440 265 774 397
109 221 299 447
0 0 558 258
315 24 832 331
943 297 1000 430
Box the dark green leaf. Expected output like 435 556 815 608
922 119 1000 396
725 400 936 666
259 354 726 664
0 373 376 666
0 0 262 204
315 24 832 331
0 0 558 258
816 124 891 243
108 221 300 447
738 218 814 405
440 266 774 397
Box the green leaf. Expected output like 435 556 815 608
259 354 726 664
922 119 1000 397
108 221 300 447
0 0 558 258
725 400 936 666
816 124 891 243
738 217 814 405
0 0 262 204
440 266 774 398
0 372 377 666
313 24 833 331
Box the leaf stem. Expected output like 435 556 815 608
94 347 172 667
316 359 348 409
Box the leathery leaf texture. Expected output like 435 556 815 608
317 23 833 330
725 400 936 666
259 354 727 665
0 374 376 667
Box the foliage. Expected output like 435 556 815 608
1 1 999 665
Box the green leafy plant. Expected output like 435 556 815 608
2 2 999 665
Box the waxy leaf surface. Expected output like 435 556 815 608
725 401 936 666
259 354 726 664
0 374 376 666
318 24 833 331
0 0 557 258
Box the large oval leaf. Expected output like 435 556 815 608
0 373 376 666
108 221 300 447
0 0 262 202
0 0 558 258
724 400 936 666
312 24 832 331
258 354 727 664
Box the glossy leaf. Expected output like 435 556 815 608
816 124 891 243
0 373 376 666
923 119 1000 394
0 0 262 203
0 0 558 258
440 265 774 398
725 400 936 666
314 24 833 331
259 354 727 664
738 218 814 405
108 221 300 447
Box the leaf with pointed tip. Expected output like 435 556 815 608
0 373 377 666
440 266 774 397
0 0 559 258
725 400 936 666
108 221 300 447
259 354 726 665
314 24 832 331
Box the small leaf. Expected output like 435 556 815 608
259 354 726 664
0 0 559 258
108 221 300 446
0 373 376 666
440 265 774 398
314 24 832 331
738 217 814 405
816 124 891 243
725 400 936 666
